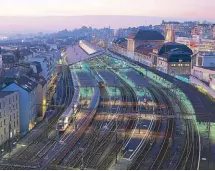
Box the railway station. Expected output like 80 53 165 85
1 41 215 170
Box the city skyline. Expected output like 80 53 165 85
0 0 215 33
1 1 215 169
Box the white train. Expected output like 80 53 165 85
57 70 81 131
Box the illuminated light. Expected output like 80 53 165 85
210 83 215 91
43 99 47 105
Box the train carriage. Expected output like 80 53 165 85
95 74 105 88
89 68 105 88
57 70 81 131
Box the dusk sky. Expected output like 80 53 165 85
0 0 215 33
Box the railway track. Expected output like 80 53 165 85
112 51 204 169
40 65 101 168
57 88 112 167
0 65 73 169
58 57 138 169
172 94 199 170
128 87 163 170
85 58 138 169
149 85 175 170
59 80 123 169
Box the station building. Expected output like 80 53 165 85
65 40 104 65
0 91 20 146
112 30 192 75
155 42 192 75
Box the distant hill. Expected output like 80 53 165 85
0 15 214 33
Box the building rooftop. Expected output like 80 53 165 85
198 66 215 71
20 48 32 57
161 52 192 62
127 30 165 41
158 42 193 62
2 53 17 64
31 74 47 87
158 42 193 56
113 38 127 44
30 61 42 73
0 91 15 98
1 76 38 92
198 51 215 56
113 38 127 48
135 44 156 55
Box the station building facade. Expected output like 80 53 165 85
112 29 192 76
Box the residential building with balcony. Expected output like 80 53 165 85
30 75 47 119
1 76 38 136
0 91 20 146
28 52 58 85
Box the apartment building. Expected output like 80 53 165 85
0 91 20 146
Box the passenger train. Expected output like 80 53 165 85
43 86 100 167
95 74 105 88
89 67 105 88
56 71 81 131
